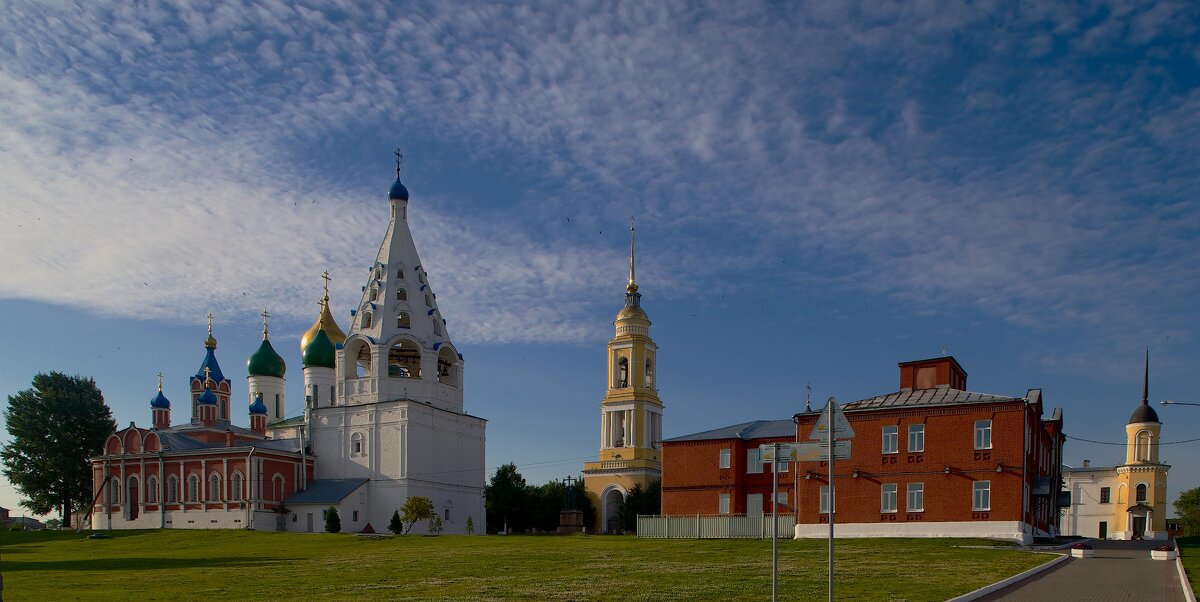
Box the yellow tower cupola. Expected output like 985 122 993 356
584 220 665 533
1115 348 1169 539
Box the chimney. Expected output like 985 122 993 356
898 356 968 391
1082 459 1090 468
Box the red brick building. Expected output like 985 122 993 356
661 357 1065 544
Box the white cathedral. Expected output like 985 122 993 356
91 157 486 534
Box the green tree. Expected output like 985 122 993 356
400 496 434 534
1 372 116 521
388 509 404 535
618 479 661 533
324 506 341 533
429 514 443 535
1174 487 1200 536
465 515 474 535
485 462 527 533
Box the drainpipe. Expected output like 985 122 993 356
159 453 166 529
246 447 256 530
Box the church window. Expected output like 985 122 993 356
273 475 284 501
353 511 359 522
369 287 378 302
388 340 421 378
617 357 629 388
209 473 222 501
166 476 178 503
432 319 442 336
397 312 410 328
351 432 364 456
361 311 372 329
396 268 405 279
230 472 243 501
1135 431 1152 461
1136 483 1147 503
397 288 407 302
1100 487 1111 504
147 476 158 504
349 343 372 378
374 267 382 281
109 477 121 505
187 475 199 502
645 357 654 388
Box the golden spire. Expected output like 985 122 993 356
301 271 346 351
204 312 217 348
627 218 638 294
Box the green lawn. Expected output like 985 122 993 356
0 530 1050 601
1180 536 1200 593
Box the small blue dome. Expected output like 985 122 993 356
249 392 268 415
150 390 171 409
197 386 218 405
389 178 409 201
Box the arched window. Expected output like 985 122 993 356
418 271 426 284
388 340 421 378
396 267 405 279
396 288 407 302
1136 483 1147 503
1135 430 1152 462
374 267 382 281
187 474 199 502
432 319 442 336
208 473 222 501
369 287 378 302
167 475 179 503
617 357 629 388
425 293 433 307
351 432 364 456
230 472 244 501
397 312 410 328
272 474 284 501
645 356 655 388
147 476 159 504
361 311 372 329
342 341 372 378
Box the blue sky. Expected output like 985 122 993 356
1 1 1198 519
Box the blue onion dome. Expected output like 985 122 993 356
302 328 337 369
150 390 171 409
197 382 219 405
389 178 409 201
247 337 286 378
1129 404 1160 424
249 392 268 415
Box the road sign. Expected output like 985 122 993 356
809 399 855 440
761 441 851 462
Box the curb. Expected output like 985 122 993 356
1178 545 1197 602
946 552 1068 602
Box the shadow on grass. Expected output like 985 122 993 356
4 556 287 572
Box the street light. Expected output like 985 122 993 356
1159 400 1200 407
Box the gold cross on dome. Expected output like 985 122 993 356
206 312 214 334
157 371 164 391
321 270 331 299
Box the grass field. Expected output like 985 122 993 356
1180 536 1200 592
0 530 1051 601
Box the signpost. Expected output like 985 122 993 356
759 396 855 602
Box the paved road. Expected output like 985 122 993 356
977 540 1186 601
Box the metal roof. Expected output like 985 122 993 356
837 388 1023 412
664 419 795 443
284 478 368 505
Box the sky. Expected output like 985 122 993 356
1 1 1198 520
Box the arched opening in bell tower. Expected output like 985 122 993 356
388 340 421 378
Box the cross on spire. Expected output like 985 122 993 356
206 312 214 335
322 270 331 301
628 217 636 288
203 367 212 385
394 148 403 179
157 371 164 392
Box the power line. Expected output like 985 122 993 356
1065 434 1200 446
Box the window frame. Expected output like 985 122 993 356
718 493 731 514
882 425 899 454
974 419 993 450
972 480 991 511
908 424 925 453
1100 487 1111 504
819 485 835 514
881 483 898 513
907 482 924 512
718 448 731 469
747 448 763 474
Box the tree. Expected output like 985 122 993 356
465 515 474 535
388 509 404 535
324 506 341 533
1175 487 1200 536
485 462 527 533
618 479 661 533
400 496 434 534
1 372 116 521
429 514 443 535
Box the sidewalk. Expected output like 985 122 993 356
976 540 1186 601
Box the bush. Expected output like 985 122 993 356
324 506 341 533
465 515 474 535
429 514 443 535
388 510 403 535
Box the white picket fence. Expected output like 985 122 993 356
637 514 796 539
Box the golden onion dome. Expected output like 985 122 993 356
301 300 346 351
616 304 650 323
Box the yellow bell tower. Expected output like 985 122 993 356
583 221 664 533
1114 349 1170 539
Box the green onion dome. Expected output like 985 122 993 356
302 328 337 369
247 337 286 378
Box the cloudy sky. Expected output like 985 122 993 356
1 1 1198 518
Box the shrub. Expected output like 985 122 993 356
388 510 403 535
429 514 443 535
324 506 341 533
465 515 474 536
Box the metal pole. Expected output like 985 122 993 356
772 442 779 602
828 398 835 602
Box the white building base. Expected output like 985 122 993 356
794 520 1033 545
